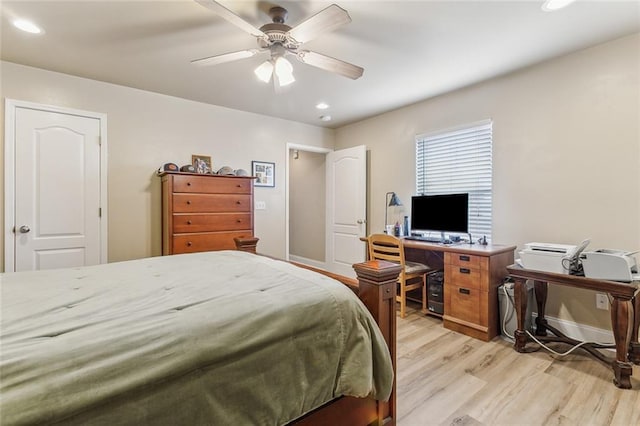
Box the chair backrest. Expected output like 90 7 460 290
368 233 406 267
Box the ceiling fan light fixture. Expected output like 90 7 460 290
254 60 274 83
274 57 295 86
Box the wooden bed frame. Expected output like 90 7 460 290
235 238 399 426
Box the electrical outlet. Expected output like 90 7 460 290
595 293 609 311
255 201 266 210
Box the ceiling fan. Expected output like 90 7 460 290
192 0 364 87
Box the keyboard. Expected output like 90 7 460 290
405 236 443 243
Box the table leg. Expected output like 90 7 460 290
628 293 640 364
534 280 548 336
610 296 633 389
513 278 528 353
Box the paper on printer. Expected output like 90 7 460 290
582 249 639 282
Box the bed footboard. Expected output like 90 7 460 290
352 260 399 425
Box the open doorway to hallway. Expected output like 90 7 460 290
287 147 327 269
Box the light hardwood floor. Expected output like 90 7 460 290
396 306 640 426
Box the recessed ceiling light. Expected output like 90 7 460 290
542 0 577 11
320 115 332 122
13 19 42 34
316 102 329 110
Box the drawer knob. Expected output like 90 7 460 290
187 242 192 247
459 268 471 274
459 255 470 261
187 220 192 225
187 182 192 186
236 219 242 223
187 200 191 205
236 201 241 205
237 184 242 188
459 288 471 295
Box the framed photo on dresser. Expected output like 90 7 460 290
192 155 212 174
252 161 275 187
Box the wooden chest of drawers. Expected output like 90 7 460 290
160 172 255 255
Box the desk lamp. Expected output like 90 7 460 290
384 192 402 233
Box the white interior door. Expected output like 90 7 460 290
325 145 367 277
5 101 106 272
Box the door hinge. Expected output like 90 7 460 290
98 136 102 146
99 207 102 217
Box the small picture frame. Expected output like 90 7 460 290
192 155 212 174
252 161 275 187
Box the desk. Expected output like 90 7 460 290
401 240 516 341
506 265 640 389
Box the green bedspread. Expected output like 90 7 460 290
0 251 393 425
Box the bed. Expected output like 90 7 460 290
0 249 397 425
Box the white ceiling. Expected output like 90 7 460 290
2 0 639 128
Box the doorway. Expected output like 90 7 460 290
286 143 367 277
286 144 330 269
4 99 108 272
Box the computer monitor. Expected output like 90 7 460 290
410 193 469 235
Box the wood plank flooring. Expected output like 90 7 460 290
396 306 640 426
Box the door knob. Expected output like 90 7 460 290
19 225 30 233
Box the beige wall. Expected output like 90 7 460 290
335 33 640 331
289 149 326 261
0 61 335 270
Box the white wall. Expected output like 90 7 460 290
0 61 335 270
335 33 640 330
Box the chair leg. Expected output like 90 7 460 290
421 274 427 314
400 281 406 318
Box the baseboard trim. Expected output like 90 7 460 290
288 255 327 271
531 312 615 345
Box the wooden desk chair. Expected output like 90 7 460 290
367 233 431 318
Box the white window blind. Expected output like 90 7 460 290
416 120 493 241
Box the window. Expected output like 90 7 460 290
415 120 493 241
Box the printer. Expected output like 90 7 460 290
518 239 590 274
582 249 639 282
518 242 578 274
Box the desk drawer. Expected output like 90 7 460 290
173 213 251 233
173 175 252 194
447 285 480 324
447 265 481 290
172 231 253 253
448 252 482 269
173 194 251 213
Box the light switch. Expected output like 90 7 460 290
255 201 266 210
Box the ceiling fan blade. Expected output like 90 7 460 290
195 0 266 38
191 49 260 67
297 50 364 80
287 4 351 44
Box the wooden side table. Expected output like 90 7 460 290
507 265 639 389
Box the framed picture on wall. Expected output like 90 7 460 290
252 161 275 187
192 155 212 174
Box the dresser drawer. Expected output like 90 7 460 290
447 285 481 325
172 231 253 253
447 264 481 290
173 174 252 194
447 252 482 269
173 194 251 213
173 213 251 233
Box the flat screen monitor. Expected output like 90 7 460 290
410 193 469 234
